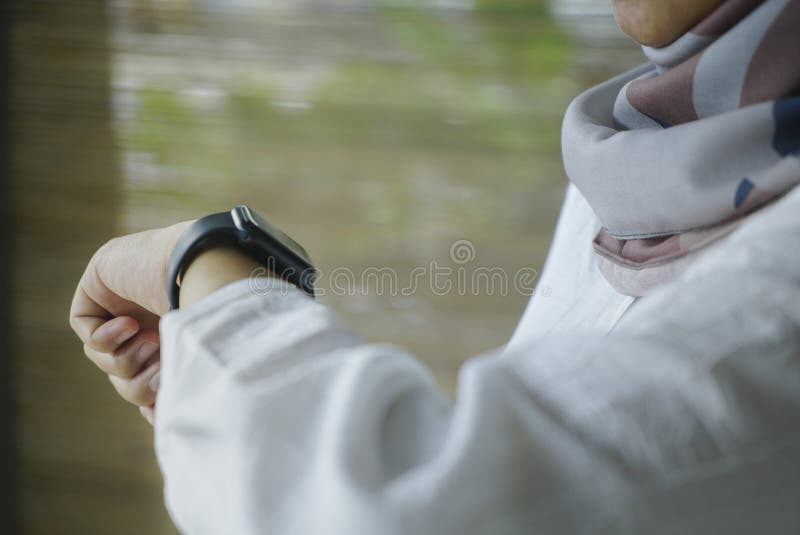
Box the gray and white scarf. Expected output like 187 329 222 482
562 0 800 296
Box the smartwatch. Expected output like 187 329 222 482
166 205 316 310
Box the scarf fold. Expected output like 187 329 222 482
562 0 800 296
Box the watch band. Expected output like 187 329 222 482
166 207 316 310
166 210 242 310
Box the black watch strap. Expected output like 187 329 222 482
167 206 316 310
165 210 242 310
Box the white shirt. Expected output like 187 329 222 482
155 184 800 534
508 185 635 346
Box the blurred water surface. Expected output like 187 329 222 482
11 1 640 533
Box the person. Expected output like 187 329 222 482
69 0 800 533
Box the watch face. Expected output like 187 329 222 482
232 205 312 265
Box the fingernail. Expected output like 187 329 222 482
137 341 159 362
115 328 137 345
149 371 161 392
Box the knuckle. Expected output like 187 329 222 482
85 346 114 375
99 236 120 253
104 358 123 378
90 238 120 270
110 354 138 379
83 343 106 367
109 374 153 406
90 342 109 356
108 375 134 403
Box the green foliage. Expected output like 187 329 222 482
474 0 550 14
124 5 575 196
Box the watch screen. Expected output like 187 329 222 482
235 205 311 265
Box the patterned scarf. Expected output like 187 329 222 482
561 0 800 296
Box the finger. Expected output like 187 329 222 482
71 282 140 352
88 316 140 353
70 283 154 349
70 285 112 345
83 330 160 379
140 405 155 426
109 360 161 407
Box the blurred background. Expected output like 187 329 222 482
3 0 641 533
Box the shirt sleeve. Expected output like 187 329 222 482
155 188 800 535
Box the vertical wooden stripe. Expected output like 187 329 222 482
11 1 176 533
0 1 19 532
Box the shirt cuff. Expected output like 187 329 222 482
160 276 309 330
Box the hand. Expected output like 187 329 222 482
69 221 192 425
70 221 266 426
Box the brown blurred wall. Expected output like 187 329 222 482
10 1 174 534
3 1 19 533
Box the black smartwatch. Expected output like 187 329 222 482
166 205 316 310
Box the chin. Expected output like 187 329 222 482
611 0 723 47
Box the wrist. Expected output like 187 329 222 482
165 206 315 310
177 246 267 309
161 220 194 262
150 221 194 313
